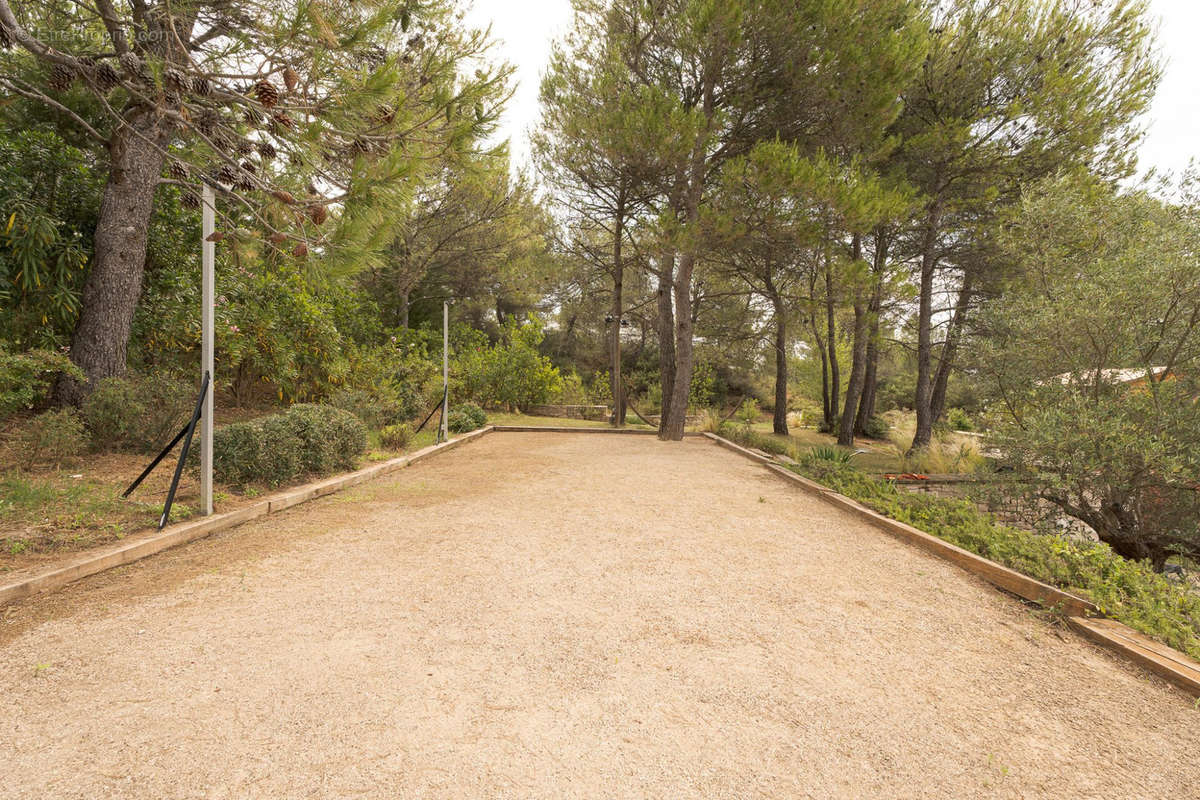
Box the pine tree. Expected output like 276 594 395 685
0 0 508 401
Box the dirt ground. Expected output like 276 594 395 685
1 433 1197 799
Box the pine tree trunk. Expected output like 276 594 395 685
811 315 831 425
656 256 676 434
661 249 695 441
771 293 789 436
824 249 840 425
911 199 944 452
854 231 887 436
610 189 627 426
930 275 974 423
57 111 169 405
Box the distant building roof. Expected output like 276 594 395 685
1049 366 1169 385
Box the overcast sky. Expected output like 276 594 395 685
464 0 1199 179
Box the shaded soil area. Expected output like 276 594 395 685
1 433 1197 798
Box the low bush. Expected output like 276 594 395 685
212 404 365 487
379 422 414 450
861 415 890 439
283 404 367 474
947 407 975 432
457 402 486 428
18 408 87 469
82 374 194 452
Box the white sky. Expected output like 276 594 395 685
465 0 1199 178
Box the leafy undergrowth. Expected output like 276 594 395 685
718 423 1200 661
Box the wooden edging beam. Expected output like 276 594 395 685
0 426 496 607
702 432 1200 697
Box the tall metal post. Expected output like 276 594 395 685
440 300 449 442
200 184 215 516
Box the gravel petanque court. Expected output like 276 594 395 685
1 432 1197 798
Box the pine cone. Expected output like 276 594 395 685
254 80 279 108
196 108 220 135
118 52 142 77
308 204 328 225
292 242 308 258
234 139 253 156
216 163 236 184
166 68 187 92
191 75 212 96
269 112 293 132
168 160 189 180
283 66 299 93
233 172 254 191
239 161 257 175
180 192 200 209
256 141 277 160
93 62 121 92
48 63 76 92
271 190 296 205
268 232 288 245
243 107 263 127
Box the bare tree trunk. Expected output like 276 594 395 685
656 256 676 433
854 230 888 436
610 188 627 426
911 198 943 452
661 249 695 441
823 247 840 426
810 314 831 425
57 111 169 404
769 289 788 435
838 237 866 446
930 274 974 423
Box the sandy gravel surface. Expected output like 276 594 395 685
2 433 1197 799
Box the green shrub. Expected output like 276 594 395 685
82 377 144 450
0 345 83 418
82 374 193 452
379 422 414 450
282 404 367 474
212 405 365 487
861 415 890 439
458 402 486 428
211 421 267 486
446 410 473 433
18 408 87 469
947 407 975 432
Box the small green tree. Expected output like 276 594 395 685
977 174 1200 569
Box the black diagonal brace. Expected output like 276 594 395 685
123 371 211 530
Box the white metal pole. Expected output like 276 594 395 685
200 184 215 516
440 300 449 442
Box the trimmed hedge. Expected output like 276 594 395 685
719 423 1200 660
212 404 366 487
